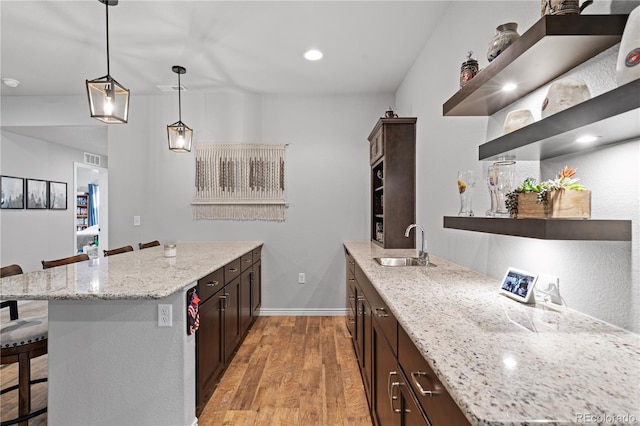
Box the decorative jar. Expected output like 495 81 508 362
164 244 177 258
460 51 479 88
487 23 519 62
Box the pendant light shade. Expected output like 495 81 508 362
167 66 193 153
86 0 130 124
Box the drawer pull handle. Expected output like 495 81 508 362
387 371 401 414
348 278 355 282
244 258 251 263
206 281 219 287
411 371 436 397
228 267 238 272
219 294 227 311
375 308 389 318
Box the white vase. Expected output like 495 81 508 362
616 6 640 87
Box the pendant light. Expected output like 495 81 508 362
86 0 130 124
167 66 193 153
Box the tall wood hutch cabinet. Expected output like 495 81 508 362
368 117 416 248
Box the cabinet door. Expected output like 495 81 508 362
373 319 401 426
251 260 261 316
240 268 252 334
196 294 224 415
361 293 373 404
223 277 241 362
398 373 430 426
346 276 356 339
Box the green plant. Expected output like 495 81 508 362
505 167 587 215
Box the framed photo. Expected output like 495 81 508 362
499 267 538 304
26 178 48 209
0 175 24 209
48 181 67 210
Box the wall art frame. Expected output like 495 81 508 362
0 175 25 209
26 178 48 209
48 181 67 210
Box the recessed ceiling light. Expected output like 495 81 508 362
576 135 599 144
2 78 20 88
304 49 323 61
502 82 517 92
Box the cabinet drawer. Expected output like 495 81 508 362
241 252 253 272
398 327 470 426
225 258 241 284
198 267 224 302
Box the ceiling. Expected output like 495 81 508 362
0 1 451 97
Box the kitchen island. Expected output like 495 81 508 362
0 241 263 426
344 241 639 426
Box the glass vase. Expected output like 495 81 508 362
457 170 475 217
493 160 516 217
486 164 498 217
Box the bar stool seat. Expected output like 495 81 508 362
1 264 48 426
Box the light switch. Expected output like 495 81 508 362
134 216 141 226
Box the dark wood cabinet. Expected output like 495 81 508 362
196 246 263 415
240 268 252 334
368 117 416 249
251 246 262 317
223 276 241 362
196 268 225 414
373 319 400 426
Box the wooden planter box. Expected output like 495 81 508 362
513 190 591 219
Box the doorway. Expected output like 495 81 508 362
74 162 108 255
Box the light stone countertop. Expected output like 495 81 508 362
0 241 263 300
344 241 640 426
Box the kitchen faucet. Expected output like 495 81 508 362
405 224 428 265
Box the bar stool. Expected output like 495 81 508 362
103 245 134 257
1 264 48 426
139 240 160 250
41 253 89 269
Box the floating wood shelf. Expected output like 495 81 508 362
443 216 631 241
479 79 640 160
443 14 628 117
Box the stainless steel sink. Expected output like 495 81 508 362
374 257 436 267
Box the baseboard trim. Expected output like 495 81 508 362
259 308 347 316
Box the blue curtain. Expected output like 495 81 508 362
88 183 99 227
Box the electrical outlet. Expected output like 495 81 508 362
536 276 562 305
298 273 305 284
134 216 141 226
158 304 172 327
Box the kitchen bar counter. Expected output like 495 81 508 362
0 241 263 300
0 241 263 426
344 241 639 426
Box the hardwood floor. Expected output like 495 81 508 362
0 316 371 426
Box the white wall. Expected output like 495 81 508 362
107 91 390 313
0 130 83 272
395 0 639 332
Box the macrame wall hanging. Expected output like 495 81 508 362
192 143 287 221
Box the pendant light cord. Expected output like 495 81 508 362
178 72 182 122
105 0 110 76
